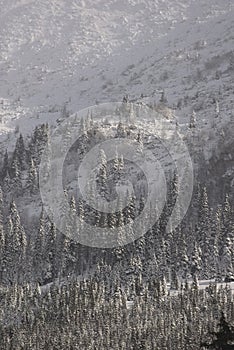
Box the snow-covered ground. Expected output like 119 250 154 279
0 0 233 153
125 280 234 308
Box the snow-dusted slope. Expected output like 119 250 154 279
0 0 233 142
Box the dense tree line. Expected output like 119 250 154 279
0 276 233 349
0 116 233 348
0 121 232 285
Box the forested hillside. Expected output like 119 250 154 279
0 0 233 349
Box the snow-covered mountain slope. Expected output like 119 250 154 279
0 0 233 141
0 0 233 202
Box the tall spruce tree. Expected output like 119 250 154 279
201 312 234 349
